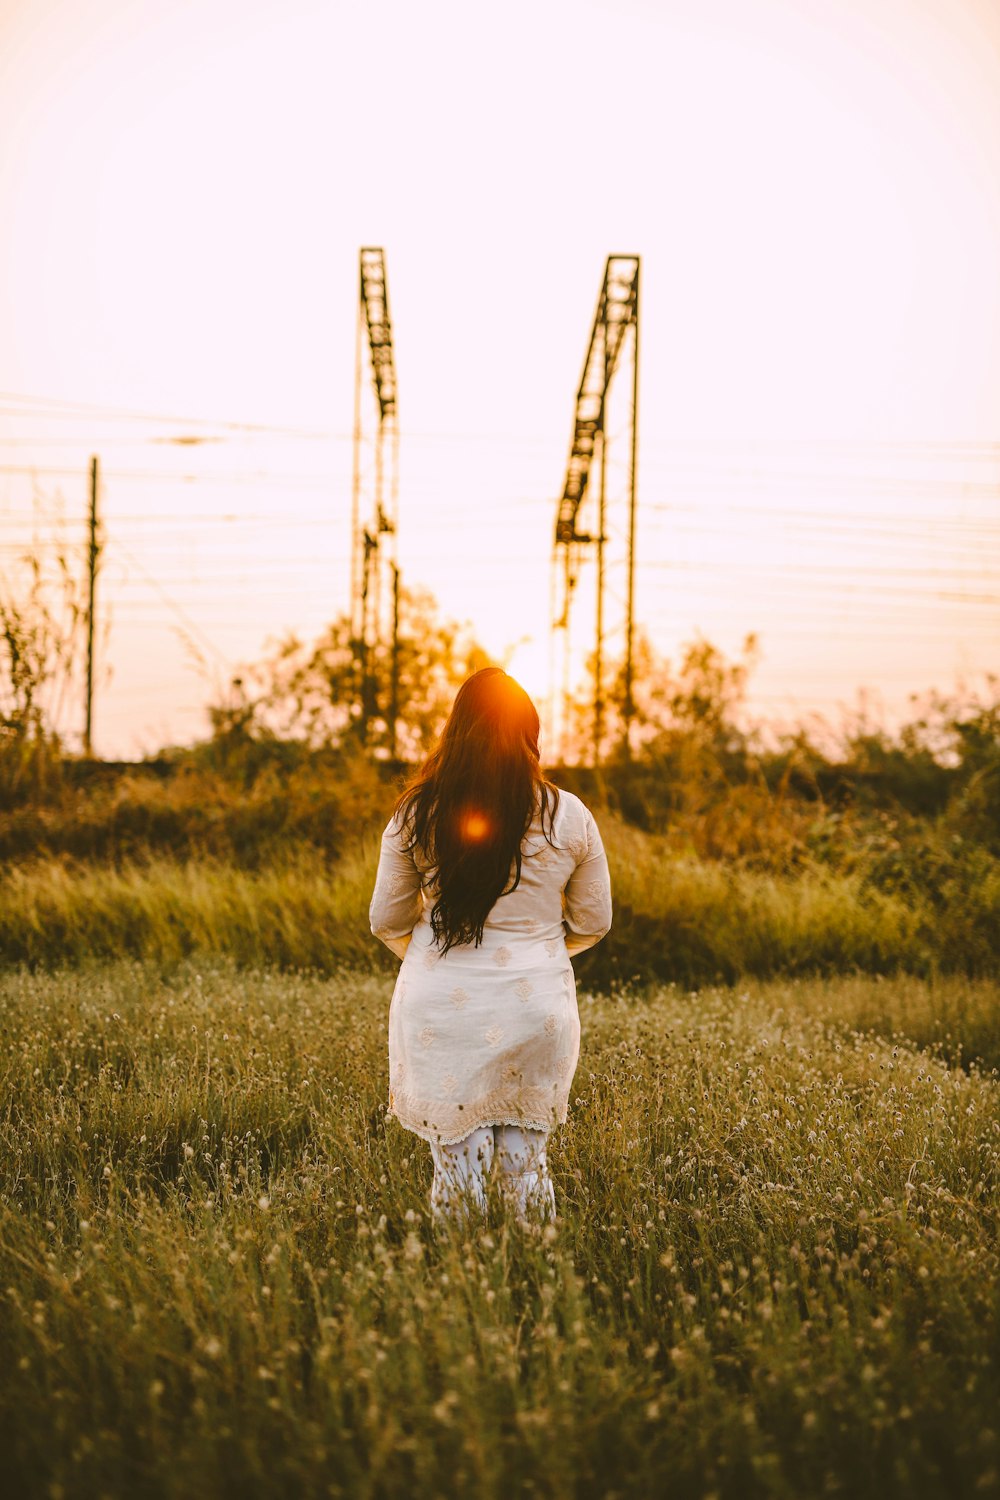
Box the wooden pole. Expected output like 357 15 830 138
389 562 400 760
84 455 99 756
623 260 640 758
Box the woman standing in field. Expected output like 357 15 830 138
369 667 612 1223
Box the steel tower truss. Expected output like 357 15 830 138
351 247 400 752
551 255 640 765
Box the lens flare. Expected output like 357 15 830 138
460 810 492 843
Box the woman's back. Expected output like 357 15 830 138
370 785 612 1147
371 787 612 965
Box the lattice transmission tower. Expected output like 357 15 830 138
350 247 400 754
551 255 640 766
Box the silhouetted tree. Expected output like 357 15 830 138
0 547 87 801
240 585 491 761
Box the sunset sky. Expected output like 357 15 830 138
1 0 998 758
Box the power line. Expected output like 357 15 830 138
2 394 999 454
635 555 1000 583
0 494 547 519
0 390 338 440
0 463 346 485
640 501 1000 527
109 540 235 673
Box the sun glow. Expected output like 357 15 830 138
459 810 493 844
502 638 551 710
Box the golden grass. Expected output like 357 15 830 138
4 815 997 984
1 961 998 1497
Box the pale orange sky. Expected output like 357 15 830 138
1 0 999 757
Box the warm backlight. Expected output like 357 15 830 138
460 811 493 844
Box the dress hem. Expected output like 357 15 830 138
388 1109 564 1147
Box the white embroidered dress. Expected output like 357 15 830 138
369 789 612 1145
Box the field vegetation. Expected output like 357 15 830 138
1 816 999 989
2 572 999 1495
1 962 998 1499
1 628 998 984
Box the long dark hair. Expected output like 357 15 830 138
394 667 559 952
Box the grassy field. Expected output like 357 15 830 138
2 812 998 985
1 961 998 1498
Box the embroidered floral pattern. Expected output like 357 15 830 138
449 987 470 1009
493 946 512 967
423 950 439 970
440 1073 459 1097
389 1081 565 1146
556 1054 572 1077
544 937 561 957
418 1026 435 1049
544 1013 558 1036
485 1025 504 1047
515 978 533 1002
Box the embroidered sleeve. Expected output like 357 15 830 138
369 814 423 959
562 807 612 956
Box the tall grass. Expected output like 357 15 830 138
1 962 998 1497
0 845 380 972
2 816 998 982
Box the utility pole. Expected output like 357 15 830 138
350 275 363 729
593 332 610 767
551 256 641 768
593 432 611 768
622 260 641 758
350 248 399 752
83 455 99 757
389 562 400 761
360 528 377 744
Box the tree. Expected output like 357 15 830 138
0 546 88 801
238 584 492 761
562 628 759 766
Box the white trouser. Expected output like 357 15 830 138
428 1124 556 1223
